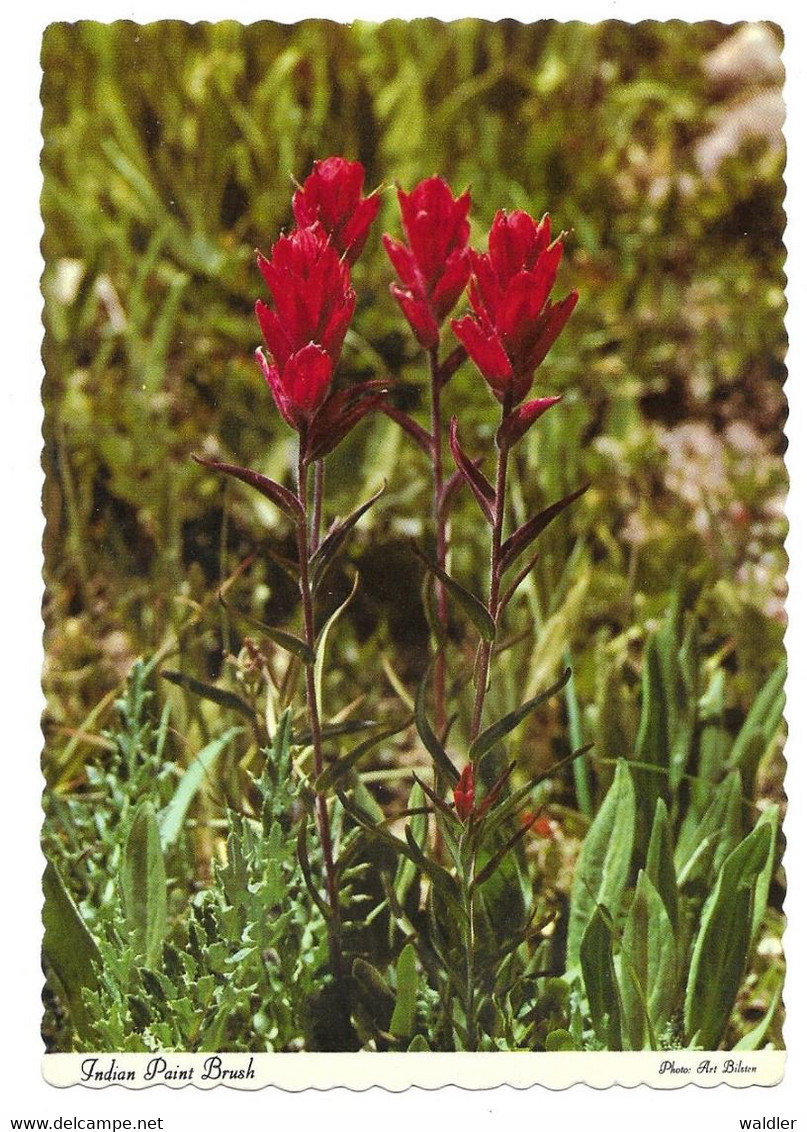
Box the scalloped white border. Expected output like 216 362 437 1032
42 1051 787 1091
5 1 802 1127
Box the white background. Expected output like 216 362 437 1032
4 2 804 1129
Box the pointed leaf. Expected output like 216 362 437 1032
315 718 412 792
567 760 635 970
192 454 303 523
218 596 315 664
469 669 571 762
412 545 495 642
122 802 167 967
160 669 256 723
484 744 593 841
310 483 385 592
159 727 242 849
646 797 679 932
448 417 495 524
619 871 677 1050
314 572 360 716
42 861 100 1040
684 820 773 1048
580 905 623 1050
380 403 434 456
389 943 418 1040
414 658 459 784
500 484 589 574
296 820 332 920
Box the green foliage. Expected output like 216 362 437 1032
41 19 786 1056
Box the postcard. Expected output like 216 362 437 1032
38 14 788 1095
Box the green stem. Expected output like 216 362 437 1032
429 346 449 735
470 398 512 740
296 446 344 990
462 836 478 1051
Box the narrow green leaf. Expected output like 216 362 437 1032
296 819 332 921
192 454 303 522
219 597 314 665
310 483 385 592
646 797 679 932
159 727 242 849
121 802 167 967
499 484 589 574
580 905 622 1050
412 545 495 642
684 821 773 1048
160 669 256 723
675 770 742 888
730 659 786 768
414 659 459 784
314 572 360 717
389 943 418 1039
469 668 571 762
315 718 412 792
619 871 677 1050
42 861 100 1040
567 760 636 970
483 744 593 841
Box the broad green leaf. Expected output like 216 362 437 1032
580 905 622 1050
545 1029 577 1051
121 802 167 967
684 821 772 1048
407 1034 431 1052
412 545 495 642
751 805 780 945
675 770 742 888
567 760 635 970
192 454 303 522
619 871 677 1050
314 572 359 717
159 727 241 849
42 861 101 1040
469 668 571 762
646 797 679 932
389 943 417 1039
730 659 786 767
689 668 731 821
310 483 385 592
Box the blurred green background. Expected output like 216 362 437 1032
41 19 786 784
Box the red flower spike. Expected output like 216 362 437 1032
292 156 381 265
255 222 362 446
384 177 472 350
497 395 563 449
255 344 333 431
451 210 577 405
454 764 476 823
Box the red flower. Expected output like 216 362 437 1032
383 177 472 349
255 224 355 429
292 156 381 265
454 764 476 823
451 210 578 406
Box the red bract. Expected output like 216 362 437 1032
451 210 578 406
255 224 355 432
292 156 381 265
383 177 472 349
454 764 476 823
